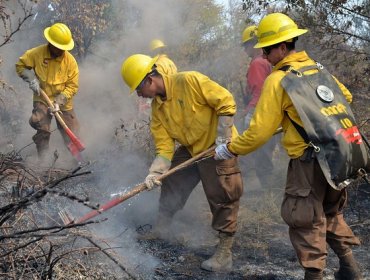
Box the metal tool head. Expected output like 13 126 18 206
59 209 74 225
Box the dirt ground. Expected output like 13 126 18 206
1 144 369 280
130 160 370 280
133 185 370 279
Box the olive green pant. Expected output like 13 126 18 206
158 146 243 234
29 101 80 158
281 156 360 270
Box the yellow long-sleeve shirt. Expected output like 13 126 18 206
151 71 238 160
15 44 79 111
229 51 352 159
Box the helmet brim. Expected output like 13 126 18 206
254 29 307 48
152 44 166 51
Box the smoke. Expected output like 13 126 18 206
112 0 189 52
0 0 233 276
79 1 234 273
1 20 41 151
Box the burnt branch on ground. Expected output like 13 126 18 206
0 150 137 280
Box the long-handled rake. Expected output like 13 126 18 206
59 146 216 225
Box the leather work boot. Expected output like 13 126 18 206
304 268 323 280
200 232 234 272
32 131 50 162
334 253 363 280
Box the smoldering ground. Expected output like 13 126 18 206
0 0 246 278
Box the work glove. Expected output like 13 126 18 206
20 69 36 82
49 93 67 114
145 155 171 190
145 174 162 190
20 69 41 95
214 143 235 160
29 79 41 95
54 93 67 106
215 115 234 145
49 103 61 115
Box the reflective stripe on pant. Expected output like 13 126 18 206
281 157 360 270
158 146 243 234
29 101 80 153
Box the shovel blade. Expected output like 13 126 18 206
67 142 83 163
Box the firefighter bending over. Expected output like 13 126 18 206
121 54 243 272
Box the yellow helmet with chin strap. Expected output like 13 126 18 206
121 54 158 93
254 13 307 48
150 39 166 51
44 23 74 51
242 25 257 44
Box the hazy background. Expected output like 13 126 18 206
0 0 248 275
1 0 369 277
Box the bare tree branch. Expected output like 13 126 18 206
0 0 34 48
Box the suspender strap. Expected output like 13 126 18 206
285 112 310 144
278 65 302 76
279 65 310 144
279 65 291 72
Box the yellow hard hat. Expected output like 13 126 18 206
254 13 307 48
242 25 257 43
121 54 158 93
44 23 74 51
150 39 166 51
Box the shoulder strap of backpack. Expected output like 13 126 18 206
279 65 310 143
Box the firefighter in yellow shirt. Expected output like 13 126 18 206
214 13 366 280
16 23 80 161
121 54 243 272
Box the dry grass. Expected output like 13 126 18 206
0 151 137 280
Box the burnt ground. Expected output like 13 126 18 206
1 147 369 280
133 185 370 280
134 196 370 279
130 162 370 280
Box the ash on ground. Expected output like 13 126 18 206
1 148 369 280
